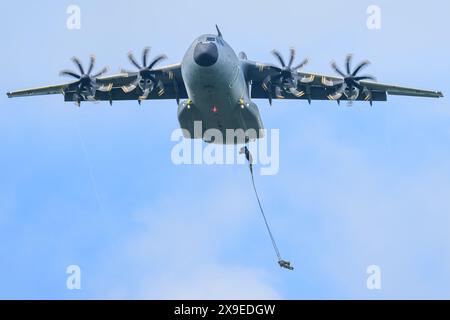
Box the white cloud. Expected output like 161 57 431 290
93 180 281 299
278 117 450 298
141 265 279 300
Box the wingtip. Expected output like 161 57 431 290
438 91 444 98
6 92 12 98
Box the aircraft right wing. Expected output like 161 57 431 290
7 62 188 104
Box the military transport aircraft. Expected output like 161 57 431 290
7 26 443 144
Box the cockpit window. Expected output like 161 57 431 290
206 37 216 42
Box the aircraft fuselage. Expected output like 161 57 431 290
178 34 264 144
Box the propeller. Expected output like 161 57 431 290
122 47 167 101
59 55 110 105
262 48 309 105
329 54 376 103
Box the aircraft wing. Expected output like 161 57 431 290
242 60 443 103
7 63 187 104
358 80 443 98
7 83 71 98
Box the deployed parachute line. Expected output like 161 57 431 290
240 146 294 271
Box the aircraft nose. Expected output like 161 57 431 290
194 42 218 67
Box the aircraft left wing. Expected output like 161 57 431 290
358 80 443 98
242 59 443 104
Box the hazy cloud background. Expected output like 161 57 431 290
0 0 449 299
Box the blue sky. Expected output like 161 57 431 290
1 0 449 299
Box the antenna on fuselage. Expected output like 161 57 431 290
215 25 223 38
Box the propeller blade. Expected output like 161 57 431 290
122 84 137 93
120 69 137 75
331 61 346 77
300 74 315 84
262 75 273 105
293 58 309 71
288 47 296 68
71 57 85 75
353 75 376 81
271 50 286 67
363 89 373 103
289 87 305 98
73 93 81 107
97 83 113 92
85 95 97 102
329 91 344 101
92 67 108 78
142 47 151 68
352 60 370 76
139 88 150 100
262 75 271 91
59 70 81 79
346 54 353 75
275 86 285 99
329 84 345 100
156 80 165 97
128 52 142 70
148 54 168 69
121 80 138 93
76 83 83 95
87 55 96 75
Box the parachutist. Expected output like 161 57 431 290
278 260 294 271
239 146 253 164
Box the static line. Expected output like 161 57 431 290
241 146 293 271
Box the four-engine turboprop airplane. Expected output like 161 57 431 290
7 26 444 144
